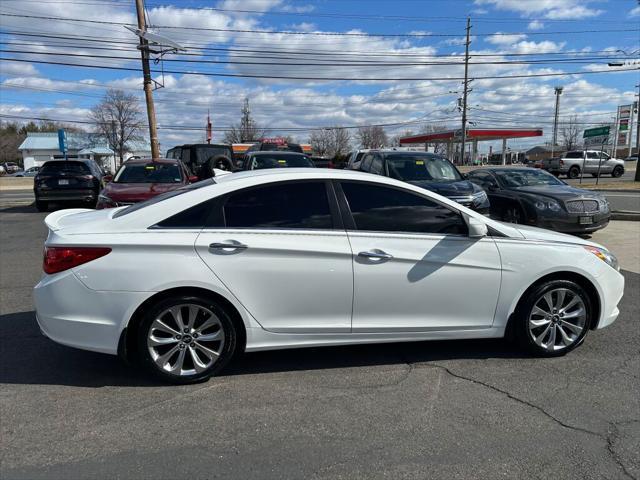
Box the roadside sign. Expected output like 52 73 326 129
583 126 610 138
584 135 610 147
57 129 67 153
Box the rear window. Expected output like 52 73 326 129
248 153 314 169
113 178 215 218
114 163 182 183
565 152 584 159
39 161 90 175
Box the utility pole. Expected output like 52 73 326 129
460 16 471 166
551 86 563 158
134 0 160 159
635 83 640 181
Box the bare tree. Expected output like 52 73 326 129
356 125 388 149
420 123 448 156
560 115 581 152
223 98 265 143
90 89 143 165
310 127 351 157
389 130 414 147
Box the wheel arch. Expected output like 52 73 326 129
504 270 601 339
118 286 247 364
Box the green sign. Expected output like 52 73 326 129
583 126 610 138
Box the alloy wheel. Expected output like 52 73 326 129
528 288 587 352
147 303 225 376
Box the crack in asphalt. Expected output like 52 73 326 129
418 362 638 480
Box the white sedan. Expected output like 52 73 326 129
34 169 624 383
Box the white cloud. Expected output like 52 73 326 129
475 0 604 19
527 20 544 30
629 6 640 17
0 62 39 77
485 33 528 45
280 3 316 13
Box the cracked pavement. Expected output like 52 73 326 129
1 206 638 479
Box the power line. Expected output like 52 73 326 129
2 56 638 81
1 12 637 38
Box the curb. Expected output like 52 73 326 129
611 211 640 221
584 188 640 193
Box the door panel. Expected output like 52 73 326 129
195 230 353 332
348 232 502 332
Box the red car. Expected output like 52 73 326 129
96 158 197 209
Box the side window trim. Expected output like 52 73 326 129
334 179 468 237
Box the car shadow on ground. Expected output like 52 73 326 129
0 310 529 388
0 204 38 214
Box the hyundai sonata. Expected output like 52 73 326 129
34 169 624 383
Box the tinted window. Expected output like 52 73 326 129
155 199 220 229
194 146 230 165
565 151 584 159
39 161 90 175
360 154 373 171
341 182 467 235
587 152 600 159
495 169 564 187
468 171 497 188
224 182 332 229
370 155 383 174
247 153 314 170
385 154 462 182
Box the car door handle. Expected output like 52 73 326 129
209 242 248 250
358 250 393 259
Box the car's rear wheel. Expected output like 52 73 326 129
515 280 591 357
612 166 624 178
568 166 580 179
35 199 48 212
137 294 237 384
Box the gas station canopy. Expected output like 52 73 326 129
399 128 543 144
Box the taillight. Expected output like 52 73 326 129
43 246 111 274
559 160 564 165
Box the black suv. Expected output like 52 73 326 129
357 150 490 214
34 159 105 211
165 144 234 179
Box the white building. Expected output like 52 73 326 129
18 132 152 173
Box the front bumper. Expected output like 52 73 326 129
595 266 625 329
34 270 150 355
534 212 610 233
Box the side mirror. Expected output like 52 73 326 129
188 175 199 183
461 173 469 179
466 216 488 238
103 174 113 183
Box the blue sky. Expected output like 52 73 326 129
1 0 639 152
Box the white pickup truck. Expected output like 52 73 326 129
548 150 625 179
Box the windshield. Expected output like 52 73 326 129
114 163 182 183
113 178 215 218
249 153 314 169
496 169 565 188
386 154 462 182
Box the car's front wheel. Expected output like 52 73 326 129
612 166 624 178
515 280 591 357
137 294 237 384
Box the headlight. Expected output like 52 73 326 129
599 197 610 213
584 246 619 271
534 198 561 212
472 190 488 203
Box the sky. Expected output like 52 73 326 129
0 0 639 154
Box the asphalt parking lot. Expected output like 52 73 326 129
1 206 638 480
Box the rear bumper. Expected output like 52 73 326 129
34 270 149 355
35 189 97 202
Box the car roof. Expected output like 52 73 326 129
122 157 180 165
471 167 543 173
247 150 308 156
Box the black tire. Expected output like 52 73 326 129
210 155 233 172
612 166 624 178
568 166 580 179
137 294 237 384
502 204 524 224
514 279 592 357
35 199 48 212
